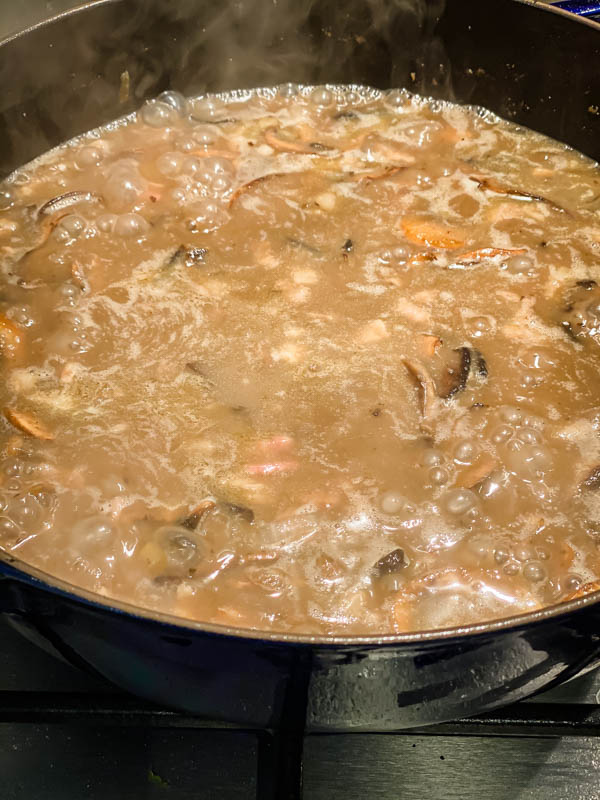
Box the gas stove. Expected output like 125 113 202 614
2 617 600 800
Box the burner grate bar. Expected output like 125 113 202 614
2 692 600 737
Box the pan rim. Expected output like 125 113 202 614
2 550 599 647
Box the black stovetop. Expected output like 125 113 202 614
2 617 600 800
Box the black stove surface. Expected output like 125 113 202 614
2 618 600 799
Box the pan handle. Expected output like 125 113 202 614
551 1 600 16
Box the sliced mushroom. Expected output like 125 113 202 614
264 126 332 155
37 190 102 219
555 280 600 348
166 245 208 269
434 346 488 399
437 347 471 399
351 165 407 183
580 465 600 491
228 172 288 209
455 247 527 265
402 357 439 418
373 548 407 576
469 176 569 215
0 314 23 360
401 216 465 249
222 502 255 523
472 349 488 378
179 499 217 530
190 116 238 125
286 237 321 256
455 453 498 489
418 334 442 358
3 408 54 440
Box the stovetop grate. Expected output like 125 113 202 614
2 618 600 800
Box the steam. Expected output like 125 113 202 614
0 0 449 176
151 0 450 98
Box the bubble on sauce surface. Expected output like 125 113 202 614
57 214 87 240
430 467 449 486
491 424 514 444
156 526 204 571
157 90 188 116
523 562 546 582
0 516 21 545
454 441 476 464
505 442 553 478
505 255 534 275
8 305 36 328
191 127 217 147
246 566 290 597
104 161 147 208
75 145 106 169
384 88 410 109
516 428 541 445
310 87 334 107
97 213 117 233
114 213 149 238
189 97 226 121
2 457 25 477
443 488 479 516
140 100 177 128
278 83 299 99
422 449 444 467
500 407 522 425
156 151 184 177
0 188 14 209
7 495 46 532
72 516 115 551
380 491 405 514
188 203 228 232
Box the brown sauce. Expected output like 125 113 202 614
1 85 600 635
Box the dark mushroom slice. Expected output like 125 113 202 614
185 361 205 375
264 126 333 155
178 499 217 530
228 172 289 209
437 347 471 399
333 110 359 120
189 116 238 125
222 502 255 524
472 349 488 378
434 346 488 399
373 548 407 577
165 245 208 269
580 465 600 492
555 281 600 347
37 190 103 218
342 239 354 253
469 175 570 214
350 165 408 183
286 237 321 256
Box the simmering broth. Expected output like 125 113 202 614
0 85 599 634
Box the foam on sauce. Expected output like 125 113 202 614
0 85 600 634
